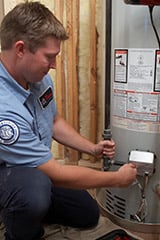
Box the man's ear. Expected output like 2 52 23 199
15 41 26 58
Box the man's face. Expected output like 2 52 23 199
20 37 61 86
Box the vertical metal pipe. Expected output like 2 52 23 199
104 0 112 129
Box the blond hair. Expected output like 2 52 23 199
0 1 68 52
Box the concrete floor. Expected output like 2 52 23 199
0 215 141 240
43 214 160 240
0 214 160 239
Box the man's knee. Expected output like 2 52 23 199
1 167 52 219
82 197 100 228
15 169 52 218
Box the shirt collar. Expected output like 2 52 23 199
0 62 31 104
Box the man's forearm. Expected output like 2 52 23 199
53 115 96 155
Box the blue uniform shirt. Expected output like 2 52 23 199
0 62 57 167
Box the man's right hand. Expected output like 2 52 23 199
116 163 137 187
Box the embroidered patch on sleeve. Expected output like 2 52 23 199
38 86 53 109
0 120 20 145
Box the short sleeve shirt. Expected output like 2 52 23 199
0 62 57 167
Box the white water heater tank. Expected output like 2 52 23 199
97 0 160 234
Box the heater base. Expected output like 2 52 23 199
96 188 160 234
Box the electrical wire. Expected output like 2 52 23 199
132 176 149 222
148 5 160 49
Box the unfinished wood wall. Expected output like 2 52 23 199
53 0 98 165
1 0 106 167
52 0 106 167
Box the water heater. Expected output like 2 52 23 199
96 0 160 234
124 0 160 5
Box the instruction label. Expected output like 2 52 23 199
113 48 160 133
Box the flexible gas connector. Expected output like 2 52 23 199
131 172 149 222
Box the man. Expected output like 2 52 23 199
0 1 137 240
